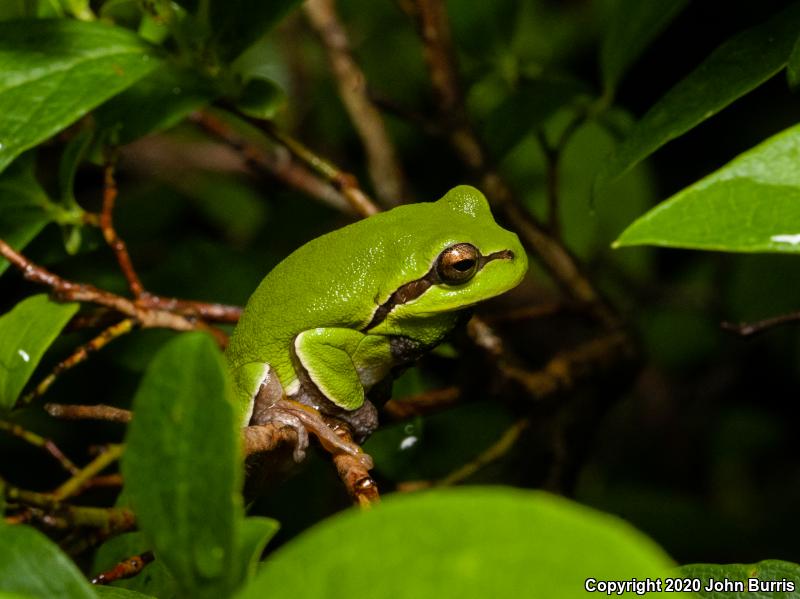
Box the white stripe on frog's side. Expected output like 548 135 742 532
244 362 271 425
285 377 301 395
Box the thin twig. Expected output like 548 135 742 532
260 120 380 217
53 444 124 501
92 552 154 585
0 420 79 475
384 386 461 420
23 319 136 404
44 403 133 423
0 239 229 346
331 427 379 507
189 110 354 214
397 418 530 491
402 0 621 329
721 311 800 336
304 0 407 205
100 153 144 297
4 485 135 531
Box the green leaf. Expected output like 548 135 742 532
234 77 286 120
235 488 685 599
0 295 79 410
0 524 97 599
788 33 800 89
235 517 280 584
677 560 800 597
615 122 800 253
209 0 301 61
482 76 587 159
600 0 690 94
597 2 800 187
95 64 217 144
94 587 156 599
0 157 53 276
121 332 242 599
0 19 161 173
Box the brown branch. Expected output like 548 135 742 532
403 0 620 329
0 239 229 346
499 331 635 400
304 0 407 205
44 403 133 423
259 120 380 217
190 110 354 214
23 319 136 404
92 552 154 585
53 444 124 501
721 310 800 336
397 417 530 491
0 420 79 475
331 427 379 507
100 153 144 297
384 385 461 420
4 485 135 531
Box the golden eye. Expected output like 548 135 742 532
436 243 480 284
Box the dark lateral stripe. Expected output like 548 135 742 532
362 249 514 332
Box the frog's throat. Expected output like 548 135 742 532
362 249 513 332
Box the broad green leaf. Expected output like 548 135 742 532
234 77 286 120
0 524 97 599
121 332 242 599
235 488 685 599
0 295 79 410
94 587 156 599
209 0 301 61
0 157 53 276
600 0 690 94
235 517 280 584
95 64 217 144
788 33 800 89
598 2 800 188
615 122 800 253
0 19 161 173
677 560 800 597
482 76 588 159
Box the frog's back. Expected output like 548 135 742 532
226 187 514 372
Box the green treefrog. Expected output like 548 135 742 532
226 185 527 464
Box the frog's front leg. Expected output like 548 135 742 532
292 328 393 440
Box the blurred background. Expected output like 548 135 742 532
2 0 800 565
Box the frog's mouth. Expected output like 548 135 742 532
362 249 515 332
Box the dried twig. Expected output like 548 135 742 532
4 484 135 531
397 418 530 491
100 154 144 297
53 444 124 501
0 239 230 348
721 311 800 336
92 552 154 585
260 120 380 217
189 110 353 214
402 0 620 329
0 420 79 475
23 319 136 404
331 428 379 507
384 386 461 420
304 0 407 205
44 403 133 423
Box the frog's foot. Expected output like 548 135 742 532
253 409 310 463
269 400 374 469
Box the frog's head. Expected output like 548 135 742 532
366 185 528 335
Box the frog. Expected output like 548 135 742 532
226 185 527 466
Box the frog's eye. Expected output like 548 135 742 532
436 243 480 284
